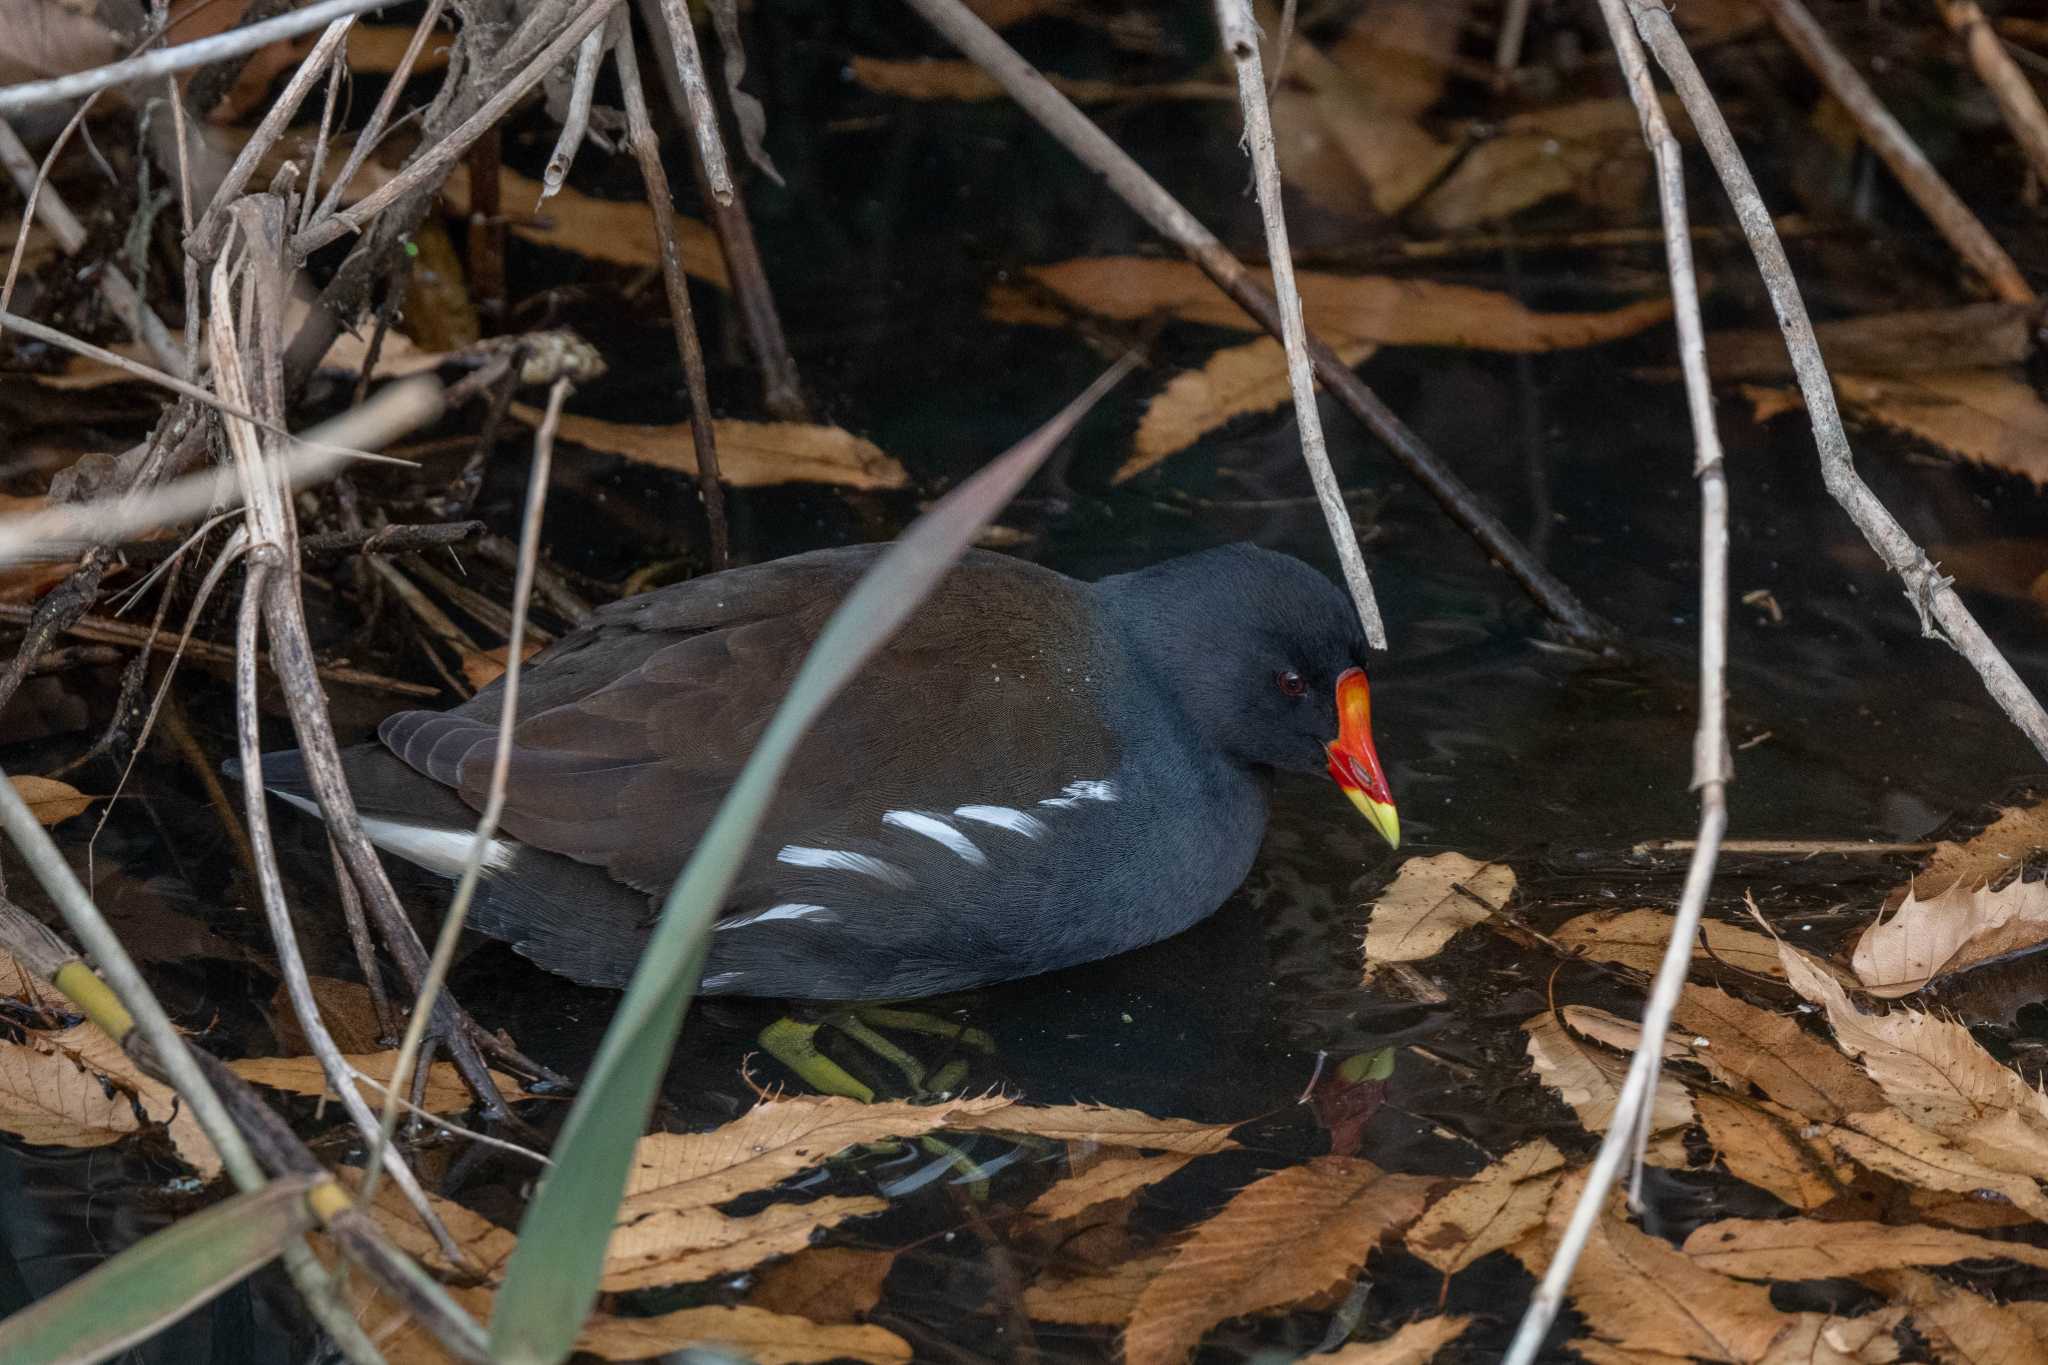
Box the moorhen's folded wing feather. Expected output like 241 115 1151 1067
377 546 1122 908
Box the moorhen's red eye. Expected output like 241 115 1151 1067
1275 669 1306 697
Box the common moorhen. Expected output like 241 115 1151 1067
251 543 1398 1001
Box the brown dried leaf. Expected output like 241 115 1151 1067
985 259 1672 352
946 1101 1240 1154
0 1024 220 1177
1820 1107 2048 1223
1554 907 1797 982
1522 1011 1692 1137
1907 797 2048 897
0 0 121 84
1686 1217 2048 1279
1835 370 2048 486
1866 1268 2048 1365
460 640 543 692
1514 1171 1826 1363
11 775 91 825
578 1304 911 1363
513 407 910 490
1022 1249 1176 1326
1362 852 1513 977
1321 1315 1473 1364
747 1246 896 1324
269 977 384 1056
1777 938 2048 1171
345 24 454 75
1853 879 2048 997
1405 1138 1564 1274
1124 1159 1436 1365
227 1051 527 1115
602 1197 887 1291
1694 1095 1853 1211
1122 335 1376 481
1670 983 1886 1122
1025 1149 1194 1221
0 947 70 1014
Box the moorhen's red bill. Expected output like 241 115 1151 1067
251 543 1398 1000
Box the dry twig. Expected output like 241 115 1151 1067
1505 5 1731 1357
1935 0 2048 186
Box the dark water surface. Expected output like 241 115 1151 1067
4 2 2045 1360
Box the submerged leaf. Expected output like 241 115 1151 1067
1122 335 1376 481
577 1304 910 1363
1835 370 2048 487
1362 852 1514 978
1022 1249 1175 1327
1024 1150 1194 1222
10 775 91 826
747 1246 896 1324
512 407 911 490
1554 907 1795 982
1123 1158 1436 1365
987 259 1672 353
228 1051 527 1115
946 1102 1239 1154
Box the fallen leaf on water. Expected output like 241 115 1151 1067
1819 1106 2048 1224
578 1304 911 1364
1123 1158 1437 1365
1361 851 1514 978
1320 1315 1473 1364
1835 369 2048 487
1904 797 2048 898
1122 334 1377 481
1405 1138 1564 1275
10 775 92 825
1516 1171 1899 1364
1776 937 2048 1175
0 948 69 1014
1522 1010 1692 1138
1694 1094 1854 1211
986 259 1671 353
1669 982 1886 1123
945 1101 1240 1154
1864 1267 2048 1364
1685 1217 2048 1280
227 1051 528 1115
603 1197 887 1292
1021 1249 1176 1326
1553 906 1797 982
747 1245 896 1324
0 1023 219 1178
512 407 911 490
1025 1149 1194 1221
1853 879 2048 997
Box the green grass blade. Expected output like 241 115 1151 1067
489 358 1135 1365
0 1175 317 1365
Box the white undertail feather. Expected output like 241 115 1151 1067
269 790 514 878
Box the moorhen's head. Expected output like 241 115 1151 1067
1103 544 1399 848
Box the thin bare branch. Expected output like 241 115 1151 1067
648 0 734 202
0 0 402 116
1213 0 1385 649
1935 0 2048 186
542 24 609 204
1756 0 2033 302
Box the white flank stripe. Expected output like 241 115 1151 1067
700 971 746 990
882 811 987 866
1038 778 1119 810
953 805 1049 839
776 845 913 887
715 901 834 931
